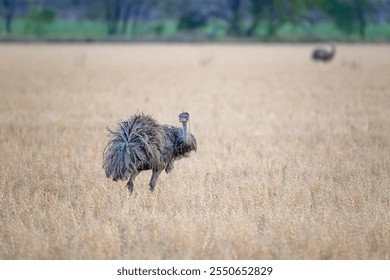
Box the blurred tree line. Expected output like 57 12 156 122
1 0 390 40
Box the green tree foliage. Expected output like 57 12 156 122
246 0 316 38
103 0 159 37
1 0 386 40
25 7 55 36
178 10 207 31
322 0 367 38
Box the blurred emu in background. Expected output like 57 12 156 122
312 43 336 63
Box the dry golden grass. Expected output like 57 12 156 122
0 43 390 259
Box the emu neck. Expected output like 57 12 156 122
182 122 189 143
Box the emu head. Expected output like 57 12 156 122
179 112 190 124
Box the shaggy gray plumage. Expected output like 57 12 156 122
103 112 197 193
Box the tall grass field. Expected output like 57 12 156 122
0 44 389 259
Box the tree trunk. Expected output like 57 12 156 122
121 1 133 35
265 4 277 38
106 0 121 36
3 0 14 34
228 0 243 36
129 1 157 38
246 0 267 37
353 0 366 39
130 2 143 38
246 14 260 37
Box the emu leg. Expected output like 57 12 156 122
165 160 174 173
126 179 134 194
127 174 137 194
149 169 163 192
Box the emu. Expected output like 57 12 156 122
103 112 197 193
312 43 336 62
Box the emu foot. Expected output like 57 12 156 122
165 162 174 173
127 180 134 194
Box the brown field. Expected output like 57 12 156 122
0 43 389 259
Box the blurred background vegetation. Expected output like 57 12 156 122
0 0 390 42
